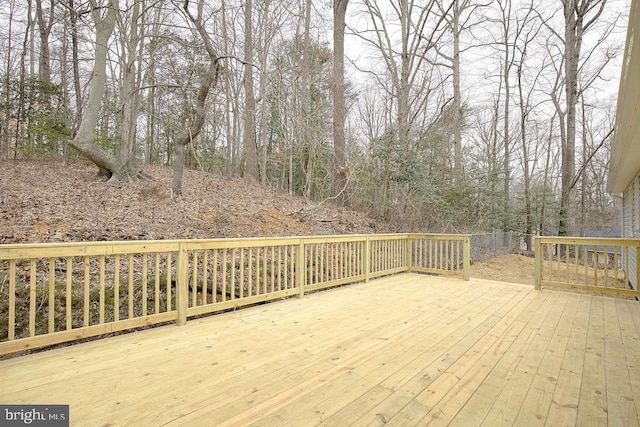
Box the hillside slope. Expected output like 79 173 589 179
0 160 534 286
0 160 397 244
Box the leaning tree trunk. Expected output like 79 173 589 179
172 1 220 195
69 0 138 180
171 60 219 195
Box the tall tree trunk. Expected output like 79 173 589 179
518 65 533 250
451 0 463 178
559 0 607 236
1 0 16 160
559 0 578 236
243 0 258 181
398 0 411 145
333 0 348 202
69 0 83 134
35 0 53 85
35 0 55 153
221 0 234 177
118 0 142 174
501 3 511 233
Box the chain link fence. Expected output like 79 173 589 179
470 232 534 264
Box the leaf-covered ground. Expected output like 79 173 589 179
0 160 397 244
0 159 533 285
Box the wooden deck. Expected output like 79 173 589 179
2 273 640 426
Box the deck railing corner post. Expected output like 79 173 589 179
176 242 188 326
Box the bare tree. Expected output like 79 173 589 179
69 0 129 179
333 0 348 202
243 0 258 181
435 0 486 177
556 0 608 236
171 0 221 194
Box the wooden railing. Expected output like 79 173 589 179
534 236 640 297
0 233 470 355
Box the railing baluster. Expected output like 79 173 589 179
604 247 609 288
212 250 218 301
100 256 106 324
8 260 16 340
142 253 148 315
114 254 121 321
614 247 619 289
248 247 253 297
165 253 171 311
239 248 245 299
128 254 134 320
221 249 227 302
155 253 161 314
66 258 72 330
48 257 55 333
29 260 36 337
192 251 198 307
289 245 295 289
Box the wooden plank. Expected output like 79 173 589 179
347 285 536 425
575 296 608 426
479 291 567 426
283 281 513 425
98 275 433 424
615 298 640 425
414 291 564 426
511 291 577 425
603 297 639 426
448 292 575 426
187 286 477 425
544 294 591 426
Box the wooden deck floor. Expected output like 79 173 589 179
2 273 640 426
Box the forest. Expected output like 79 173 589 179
0 0 628 240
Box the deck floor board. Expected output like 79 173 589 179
2 273 640 426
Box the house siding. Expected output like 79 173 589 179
623 174 639 289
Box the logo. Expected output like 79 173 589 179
1 405 68 426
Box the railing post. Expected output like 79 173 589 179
463 235 470 281
176 242 188 326
534 237 541 290
297 239 305 298
365 236 371 282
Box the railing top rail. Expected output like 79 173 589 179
0 241 183 260
0 233 475 260
534 236 640 246
409 233 471 240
